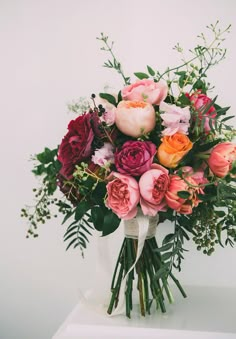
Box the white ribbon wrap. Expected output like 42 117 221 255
110 210 158 316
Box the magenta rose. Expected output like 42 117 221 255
122 79 168 105
208 142 236 178
188 91 217 132
115 141 156 176
139 164 169 216
106 172 140 220
58 113 94 178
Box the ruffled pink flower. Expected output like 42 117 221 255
139 164 169 216
122 79 168 105
92 143 114 167
106 172 140 220
160 102 190 136
208 142 236 177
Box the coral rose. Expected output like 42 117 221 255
122 79 168 105
208 142 236 178
165 173 203 215
115 100 156 138
157 133 193 168
139 164 169 216
106 172 140 220
115 140 156 176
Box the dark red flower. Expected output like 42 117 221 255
58 113 94 178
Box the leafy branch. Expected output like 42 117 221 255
97 33 130 85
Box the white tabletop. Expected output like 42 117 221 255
52 285 236 339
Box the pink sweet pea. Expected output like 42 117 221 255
92 143 114 167
139 164 169 216
106 172 140 220
208 142 236 178
122 79 168 105
159 102 190 136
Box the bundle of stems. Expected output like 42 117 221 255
107 236 187 318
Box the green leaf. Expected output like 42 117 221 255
134 72 149 80
99 93 117 107
75 201 91 221
102 209 121 236
154 243 173 252
36 147 57 164
177 191 191 199
118 90 122 103
64 230 78 242
215 210 226 218
62 209 75 225
162 233 175 245
178 93 191 106
91 206 104 231
65 237 78 251
161 252 172 261
147 65 155 76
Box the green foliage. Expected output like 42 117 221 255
99 93 117 107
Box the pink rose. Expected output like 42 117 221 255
115 141 156 176
139 164 169 216
115 100 156 137
165 173 203 215
188 91 216 132
106 172 140 220
208 142 236 178
122 79 168 105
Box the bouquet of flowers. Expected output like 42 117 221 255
22 22 236 318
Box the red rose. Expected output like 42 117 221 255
188 91 216 132
115 141 156 176
58 113 94 178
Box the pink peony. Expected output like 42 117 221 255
188 91 216 132
139 164 169 216
115 141 156 176
122 79 168 105
106 172 140 220
159 101 190 136
115 100 156 138
92 143 114 167
208 142 236 178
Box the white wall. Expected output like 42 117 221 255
0 0 236 338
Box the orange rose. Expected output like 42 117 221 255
157 133 193 168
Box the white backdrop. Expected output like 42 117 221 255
0 0 236 338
